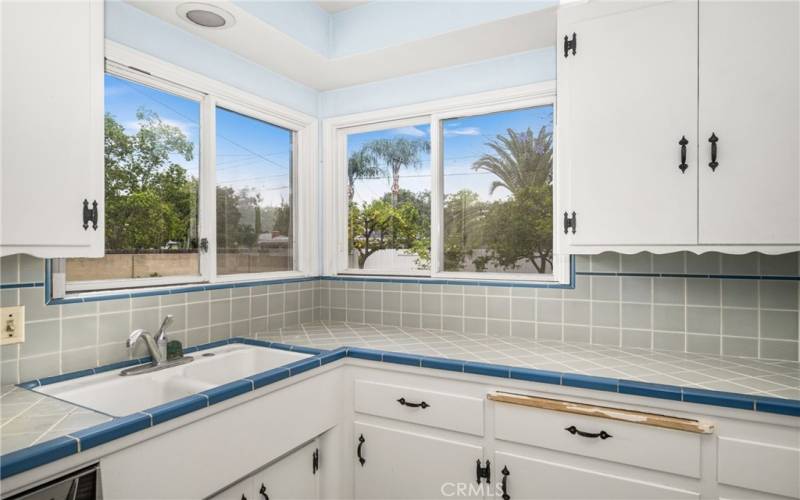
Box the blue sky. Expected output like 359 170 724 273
347 105 553 204
105 74 292 208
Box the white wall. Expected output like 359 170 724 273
105 0 319 116
319 47 556 117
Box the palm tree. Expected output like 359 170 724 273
367 137 430 207
347 147 382 201
471 126 552 196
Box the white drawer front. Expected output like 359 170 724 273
354 379 484 436
718 437 800 499
494 402 702 478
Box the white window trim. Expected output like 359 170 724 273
55 41 318 298
322 81 570 284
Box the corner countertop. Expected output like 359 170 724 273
0 385 111 455
2 321 798 482
267 322 800 400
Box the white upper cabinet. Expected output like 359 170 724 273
558 0 800 254
558 1 699 247
0 0 104 258
697 0 800 245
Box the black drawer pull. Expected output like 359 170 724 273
501 466 510 500
678 136 689 173
397 397 429 409
565 425 612 439
357 434 366 466
708 132 719 171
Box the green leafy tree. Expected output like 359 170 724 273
348 200 422 269
273 198 292 237
442 190 488 271
470 126 554 272
475 185 553 273
104 108 196 250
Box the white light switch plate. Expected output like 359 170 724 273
0 306 25 345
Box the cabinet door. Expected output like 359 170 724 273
698 1 800 244
495 451 698 500
0 0 104 257
354 422 484 500
256 440 319 500
559 1 698 246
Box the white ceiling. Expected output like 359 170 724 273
314 1 369 13
126 0 556 91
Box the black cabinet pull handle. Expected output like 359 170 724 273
565 425 612 439
678 136 689 173
708 133 719 171
259 483 269 500
312 448 319 474
501 466 510 500
397 397 429 409
357 434 366 466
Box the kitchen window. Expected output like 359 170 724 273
323 83 568 283
53 50 317 297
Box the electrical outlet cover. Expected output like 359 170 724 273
0 306 25 345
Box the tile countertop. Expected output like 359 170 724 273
0 385 111 455
2 321 799 481
268 322 800 401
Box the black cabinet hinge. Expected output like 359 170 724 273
476 459 491 484
312 448 319 474
82 199 98 231
564 32 577 58
563 211 577 234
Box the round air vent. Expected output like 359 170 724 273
177 3 235 29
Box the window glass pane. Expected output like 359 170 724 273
215 107 293 275
346 124 431 272
66 74 200 282
442 106 553 274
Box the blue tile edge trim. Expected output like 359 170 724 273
35 257 579 305
5 335 798 480
0 282 44 290
43 273 319 305
0 436 78 479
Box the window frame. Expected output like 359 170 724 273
53 42 318 298
323 81 569 284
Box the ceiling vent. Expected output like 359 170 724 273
177 3 235 29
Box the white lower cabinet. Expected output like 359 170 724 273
353 422 484 500
494 451 698 500
212 439 321 500
256 440 320 500
73 365 799 500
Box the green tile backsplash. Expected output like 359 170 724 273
0 251 798 384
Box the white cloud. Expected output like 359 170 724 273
444 126 480 137
395 126 426 138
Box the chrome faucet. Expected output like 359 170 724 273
154 314 174 360
126 329 163 363
121 315 192 376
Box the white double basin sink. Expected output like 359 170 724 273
34 344 311 417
